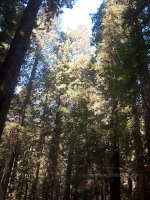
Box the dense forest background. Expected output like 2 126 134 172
0 0 150 199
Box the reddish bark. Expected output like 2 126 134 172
29 162 40 200
63 148 73 200
110 104 121 200
0 128 19 200
20 52 39 125
29 95 48 200
0 0 64 137
42 109 62 200
142 79 150 164
0 0 42 137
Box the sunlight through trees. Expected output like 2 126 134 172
0 0 150 199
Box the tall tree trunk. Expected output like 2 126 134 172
0 0 42 138
92 171 99 200
0 128 19 200
42 108 62 200
139 34 150 165
20 51 39 125
110 104 121 200
0 0 62 137
63 147 73 200
142 79 150 164
124 0 150 166
131 104 150 200
0 54 39 199
128 177 132 196
133 10 150 165
8 154 18 200
100 184 104 200
104 179 109 200
23 183 29 200
29 162 40 200
29 94 48 200
135 22 150 198
73 170 79 200
73 159 82 200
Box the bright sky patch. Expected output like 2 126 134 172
61 0 102 32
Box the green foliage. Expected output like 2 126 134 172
0 0 28 64
0 0 150 199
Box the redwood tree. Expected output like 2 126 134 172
0 0 74 138
0 0 42 137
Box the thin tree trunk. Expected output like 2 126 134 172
142 80 150 164
29 162 40 200
0 128 18 200
0 0 42 138
131 104 150 200
133 14 150 165
110 104 121 200
29 95 48 200
92 171 99 200
42 107 62 200
128 177 132 196
0 54 39 199
104 179 109 200
0 0 61 137
137 23 150 200
73 173 79 200
63 147 73 200
100 184 104 200
73 162 82 200
8 154 18 200
29 136 44 200
23 183 29 200
20 51 39 125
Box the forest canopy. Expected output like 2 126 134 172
0 0 150 200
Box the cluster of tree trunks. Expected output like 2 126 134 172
0 0 150 199
0 54 38 200
0 0 42 137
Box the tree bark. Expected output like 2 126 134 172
20 51 39 125
73 172 79 200
23 183 29 200
63 147 73 200
124 0 150 166
0 128 18 200
0 0 62 137
29 95 48 200
0 0 42 138
110 104 121 200
142 79 150 164
131 104 150 200
133 10 150 165
42 107 62 200
128 177 132 196
8 154 18 200
29 162 40 200
0 52 39 199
